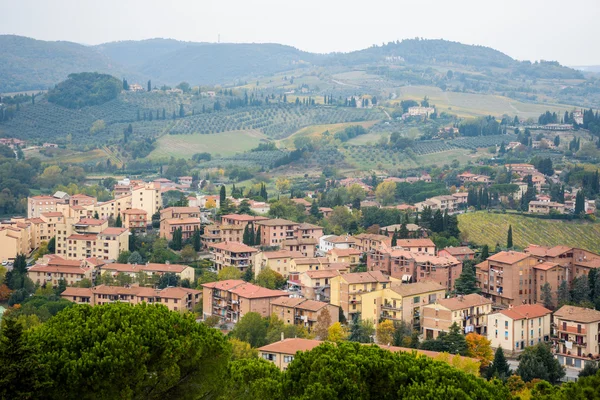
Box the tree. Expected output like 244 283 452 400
28 303 230 399
192 227 202 252
218 266 242 281
231 312 268 348
392 320 414 347
128 251 143 265
486 347 511 380
47 237 56 253
0 318 50 399
376 319 395 345
180 245 197 263
275 178 290 193
506 225 513 249
571 275 591 304
465 333 493 368
420 322 468 355
220 358 283 400
229 338 258 361
516 343 565 384
399 223 409 239
479 244 489 262
115 213 122 228
375 181 396 206
116 272 132 286
147 80 151 92
391 230 398 247
575 190 585 216
454 260 479 295
255 268 285 290
540 282 554 309
313 308 332 340
157 272 180 289
309 200 321 219
348 316 375 343
558 280 571 306
578 361 598 378
170 227 183 251
219 185 226 207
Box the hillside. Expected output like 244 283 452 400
0 35 129 93
458 212 600 253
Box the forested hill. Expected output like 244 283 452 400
0 35 129 93
0 35 583 93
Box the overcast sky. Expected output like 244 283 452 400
1 0 599 66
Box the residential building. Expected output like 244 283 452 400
296 269 342 302
319 235 357 253
528 201 565 214
258 338 323 370
55 217 129 261
532 262 567 306
255 219 299 247
28 195 67 218
201 280 287 323
253 250 303 278
130 183 162 222
100 262 195 282
395 239 436 255
326 248 362 267
281 237 317 258
487 304 552 353
270 297 339 329
295 222 324 241
438 246 476 261
160 217 201 241
329 271 395 321
209 241 258 273
160 206 201 221
553 305 600 369
457 172 491 185
28 257 97 287
122 208 148 231
422 294 493 339
289 257 331 278
380 224 426 239
353 233 392 253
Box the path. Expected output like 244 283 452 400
331 79 361 88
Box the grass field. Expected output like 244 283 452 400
149 130 268 159
279 120 380 149
458 212 600 253
23 147 109 164
395 86 574 119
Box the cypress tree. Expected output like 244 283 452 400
487 347 511 380
254 227 261 246
507 225 513 249
219 185 226 208
391 230 397 247
115 214 122 228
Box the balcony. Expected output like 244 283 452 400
557 325 587 335
382 303 402 311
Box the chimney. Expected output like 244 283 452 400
281 332 285 341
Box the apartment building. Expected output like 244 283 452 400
330 271 395 321
553 305 600 369
159 206 201 220
69 194 97 207
200 225 222 248
288 257 331 279
122 208 148 231
209 241 258 273
415 195 459 213
532 262 568 306
422 294 493 339
528 201 565 214
295 222 324 241
319 235 357 252
28 257 97 287
130 183 162 222
487 304 552 354
0 224 30 261
100 262 195 282
281 237 317 258
524 244 600 280
55 218 129 261
160 217 201 241
253 250 303 278
475 251 539 306
326 248 362 266
28 195 67 218
395 239 436 255
438 246 476 261
94 195 132 221
270 297 339 329
361 281 446 330
297 269 342 302
61 285 201 312
201 280 287 323
255 218 299 247
457 172 491 185
258 338 323 370
353 233 392 253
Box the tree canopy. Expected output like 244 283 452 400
47 72 122 109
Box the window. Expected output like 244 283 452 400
283 355 294 363
505 321 509 329
505 331 508 340
262 353 276 361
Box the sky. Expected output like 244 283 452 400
1 0 599 66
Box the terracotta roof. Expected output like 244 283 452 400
75 218 105 226
355 233 390 241
42 212 63 217
297 222 322 230
304 270 341 279
390 280 446 297
28 265 90 274
342 271 390 284
436 294 492 311
270 297 307 308
101 227 128 236
163 217 201 225
201 279 246 290
329 248 362 257
324 235 357 244
476 260 489 271
327 262 351 270
27 218 45 224
258 338 322 354
220 214 269 222
293 257 329 265
68 234 98 240
533 262 561 271
255 218 298 226
440 246 475 256
487 251 530 264
497 304 552 320
291 198 312 207
61 287 93 297
160 206 200 214
283 238 318 246
296 299 328 312
102 263 190 274
122 208 147 215
554 305 600 323
70 194 95 199
411 254 460 266
396 239 435 248
210 241 258 253
260 250 297 259
229 283 287 299
575 258 600 269
159 287 201 298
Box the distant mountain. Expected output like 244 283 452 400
0 35 129 93
93 38 188 68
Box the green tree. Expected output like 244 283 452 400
516 343 565 384
128 251 143 265
47 237 56 253
454 260 479 295
479 244 489 262
115 213 122 228
571 275 591 304
420 322 468 355
192 227 202 252
0 318 50 399
541 282 554 309
575 190 585 216
218 266 243 281
391 230 398 247
558 280 571 306
219 358 282 400
170 227 183 251
180 245 196 263
28 303 230 399
506 225 513 249
158 272 180 289
486 346 511 381
255 268 286 289
348 316 375 343
231 312 268 348
219 185 226 208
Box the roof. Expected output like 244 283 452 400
395 239 435 248
61 287 93 297
258 338 322 354
524 245 573 258
304 270 341 279
260 250 299 259
293 257 329 265
220 214 268 222
283 238 318 246
270 297 307 308
122 208 147 215
436 294 492 311
255 218 298 226
74 218 105 226
329 248 362 257
554 305 600 323
487 251 530 264
296 299 328 312
101 227 128 236
440 246 475 256
67 234 98 241
228 283 287 299
163 217 201 225
342 271 391 284
41 212 63 217
389 281 446 297
28 265 90 274
160 206 200 214
201 279 246 290
497 304 552 320
297 222 322 230
533 262 561 271
102 263 190 274
354 233 390 241
210 241 258 253
159 287 201 298
324 235 357 244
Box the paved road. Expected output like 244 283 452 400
506 359 579 381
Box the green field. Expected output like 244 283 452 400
149 130 268 159
458 212 600 253
280 120 380 149
395 86 575 119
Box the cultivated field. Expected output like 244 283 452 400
458 212 600 253
149 130 268 159
280 120 380 149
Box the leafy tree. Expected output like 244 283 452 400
571 275 591 304
180 245 197 263
219 358 282 400
486 347 511 381
219 185 226 207
454 260 479 295
392 320 413 347
327 322 348 342
229 338 258 361
218 266 243 281
28 303 230 399
558 280 571 306
516 343 565 384
578 361 598 378
0 318 50 399
157 272 180 289
465 333 493 368
47 237 56 253
375 181 396 206
47 72 121 109
506 225 513 249
128 251 143 265
255 268 286 289
117 250 131 263
540 282 554 309
376 319 395 345
348 316 375 343
313 308 332 340
575 190 585 216
116 272 133 286
420 322 468 355
231 312 268 348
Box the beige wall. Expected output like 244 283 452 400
488 313 551 353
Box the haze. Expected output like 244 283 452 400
1 0 599 66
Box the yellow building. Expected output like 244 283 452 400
553 305 600 369
487 304 552 354
100 262 195 283
422 293 493 339
253 250 303 278
55 217 129 261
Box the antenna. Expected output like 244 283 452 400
218 34 220 43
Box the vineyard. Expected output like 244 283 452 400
450 134 517 150
410 141 457 155
199 150 289 169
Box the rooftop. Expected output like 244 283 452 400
440 246 475 256
342 271 390 284
390 281 446 297
258 338 323 354
229 283 287 299
487 251 530 264
435 294 492 311
255 218 299 227
554 305 600 323
497 304 552 320
210 241 258 253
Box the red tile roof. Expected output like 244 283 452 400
229 283 287 299
101 227 128 236
488 251 530 264
257 338 322 354
497 304 552 320
210 241 258 253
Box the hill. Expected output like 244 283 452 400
458 212 600 253
93 38 188 68
0 35 128 93
47 72 122 109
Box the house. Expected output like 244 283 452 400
319 235 357 253
329 271 395 321
528 201 565 214
475 251 539 306
253 250 303 278
99 262 195 282
160 206 201 220
487 304 552 354
438 246 475 261
422 294 493 339
353 233 392 253
297 269 342 302
288 257 332 279
395 239 436 255
55 217 129 261
201 280 287 323
281 237 318 258
327 248 362 267
28 257 96 287
122 208 148 231
407 106 435 117
553 305 600 369
457 173 490 185
532 262 567 306
159 217 201 241
270 297 338 329
255 219 299 247
258 338 323 370
295 222 324 241
209 241 258 273
178 176 193 186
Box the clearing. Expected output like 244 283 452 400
458 212 600 253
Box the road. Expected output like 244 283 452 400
506 359 579 381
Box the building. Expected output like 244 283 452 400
255 219 299 247
553 305 600 369
160 206 201 221
209 241 258 273
55 218 129 261
329 271 395 321
395 239 436 255
422 294 493 339
438 246 476 261
487 304 552 353
457 172 491 185
160 217 201 241
28 195 67 218
281 237 318 258
99 262 195 283
270 297 339 329
528 201 565 214
122 209 148 231
253 250 303 278
319 235 357 253
61 285 201 313
28 257 97 287
201 280 287 323
297 269 342 302
407 106 435 117
130 183 162 222
258 338 323 370
532 262 567 306
353 233 392 253
326 248 362 267
475 251 539 306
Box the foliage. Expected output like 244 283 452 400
327 322 348 342
420 322 468 356
454 260 479 295
231 312 269 348
516 343 565 384
376 319 396 345
313 308 332 340
255 268 286 290
465 333 493 368
486 347 511 381
218 266 243 281
348 316 375 343
48 72 122 109
229 338 259 361
218 358 282 400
